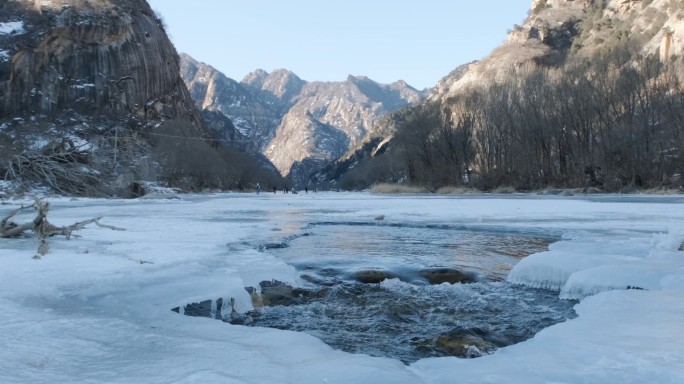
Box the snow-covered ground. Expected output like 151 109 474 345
1 192 683 383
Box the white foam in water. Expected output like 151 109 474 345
0 193 683 383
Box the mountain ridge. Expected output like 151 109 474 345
180 54 426 185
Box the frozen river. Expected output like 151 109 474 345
1 191 683 383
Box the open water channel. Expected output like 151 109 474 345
181 214 577 364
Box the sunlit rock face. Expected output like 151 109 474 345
431 0 684 100
1 0 201 128
180 54 427 181
241 68 306 115
180 55 282 153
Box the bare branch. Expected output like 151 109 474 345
0 203 36 232
94 220 126 231
1 198 126 257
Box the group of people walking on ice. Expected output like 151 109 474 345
255 183 317 195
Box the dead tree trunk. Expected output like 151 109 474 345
1 198 125 258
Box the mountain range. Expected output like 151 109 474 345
180 55 425 185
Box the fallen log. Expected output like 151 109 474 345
1 198 125 258
0 202 40 238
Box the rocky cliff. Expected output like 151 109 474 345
179 55 426 184
0 0 249 195
0 0 202 126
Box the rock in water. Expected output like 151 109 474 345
433 328 499 358
419 268 475 285
352 269 398 284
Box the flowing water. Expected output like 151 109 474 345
221 221 578 364
265 221 557 283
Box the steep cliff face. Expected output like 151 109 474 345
0 0 202 127
179 56 426 182
433 0 586 99
0 0 223 195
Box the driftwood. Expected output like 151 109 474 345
1 198 126 258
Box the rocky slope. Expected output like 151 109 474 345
180 54 280 153
434 0 684 100
265 75 424 184
179 55 426 184
241 68 306 115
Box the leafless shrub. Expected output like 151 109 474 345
5 138 111 196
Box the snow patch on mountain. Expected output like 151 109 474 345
0 21 24 35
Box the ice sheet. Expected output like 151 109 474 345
1 192 682 383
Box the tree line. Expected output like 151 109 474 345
387 51 684 192
1 116 283 197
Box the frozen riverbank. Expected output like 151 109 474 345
1 192 683 383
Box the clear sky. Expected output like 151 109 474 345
147 0 532 90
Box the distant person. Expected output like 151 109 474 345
273 186 277 194
256 183 261 195
305 186 308 194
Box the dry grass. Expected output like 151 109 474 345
639 186 684 195
435 186 480 195
369 183 427 194
491 186 518 194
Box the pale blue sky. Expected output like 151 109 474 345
147 1 532 90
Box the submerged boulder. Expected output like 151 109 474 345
248 280 310 307
352 269 398 284
419 268 475 285
433 327 504 358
